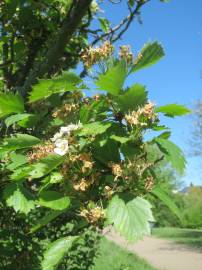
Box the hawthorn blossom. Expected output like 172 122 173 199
51 122 82 156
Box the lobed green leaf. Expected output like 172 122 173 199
131 42 164 73
156 104 191 117
29 72 82 103
3 183 35 215
155 138 186 174
107 195 154 242
0 134 41 153
0 93 24 118
96 60 127 96
117 84 148 112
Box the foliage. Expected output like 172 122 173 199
0 206 100 270
0 0 165 95
0 39 189 267
182 186 202 228
107 196 154 241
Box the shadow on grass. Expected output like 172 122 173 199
152 227 202 251
91 237 157 270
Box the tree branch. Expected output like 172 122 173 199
20 0 93 98
91 0 149 46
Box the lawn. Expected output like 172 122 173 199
92 237 157 270
152 227 202 250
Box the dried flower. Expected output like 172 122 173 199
73 178 90 191
145 176 154 191
79 153 94 173
125 102 157 127
125 111 139 126
142 102 156 119
104 185 114 198
81 41 114 68
80 206 105 223
109 163 123 180
52 103 79 119
28 143 54 162
119 45 134 64
134 52 143 65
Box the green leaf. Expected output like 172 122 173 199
131 42 164 73
29 154 65 179
41 236 78 270
98 17 110 33
121 142 141 159
151 186 184 224
128 0 135 6
3 183 35 214
110 135 129 144
152 125 169 131
94 139 120 164
96 61 127 95
156 104 191 117
155 138 186 174
117 84 148 112
79 98 108 124
0 134 41 153
5 113 33 128
38 191 70 210
10 155 64 181
78 122 111 136
0 93 24 118
107 195 154 242
157 131 171 139
30 210 64 233
29 72 82 103
7 153 28 171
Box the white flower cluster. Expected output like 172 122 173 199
51 123 82 156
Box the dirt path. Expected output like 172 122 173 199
106 230 202 270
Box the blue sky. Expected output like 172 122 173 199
99 0 202 186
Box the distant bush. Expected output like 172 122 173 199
182 187 202 229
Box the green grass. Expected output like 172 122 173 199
92 238 157 270
152 227 202 250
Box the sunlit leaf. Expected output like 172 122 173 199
131 42 164 73
38 191 70 210
0 93 24 118
107 195 154 241
117 84 148 112
98 17 110 33
155 138 186 174
156 104 191 117
78 122 111 136
96 60 127 95
0 134 41 153
3 183 35 215
29 155 65 179
5 113 33 127
41 236 78 270
29 72 82 102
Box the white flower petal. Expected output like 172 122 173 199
54 148 66 156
